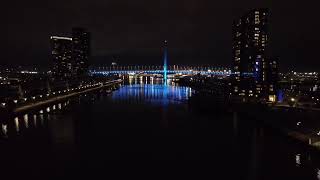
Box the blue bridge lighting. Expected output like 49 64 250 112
163 40 168 85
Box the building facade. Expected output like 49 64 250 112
50 36 73 78
72 28 90 77
50 28 91 78
232 9 277 101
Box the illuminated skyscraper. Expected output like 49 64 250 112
50 36 73 78
72 27 91 76
232 9 273 100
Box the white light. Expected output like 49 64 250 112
20 71 38 74
291 98 296 102
14 117 19 132
24 114 29 128
13 100 18 103
50 36 72 41
2 124 8 136
295 154 301 166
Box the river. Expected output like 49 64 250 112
0 77 319 179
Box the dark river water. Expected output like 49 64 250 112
0 78 319 179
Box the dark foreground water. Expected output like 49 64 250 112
0 79 319 179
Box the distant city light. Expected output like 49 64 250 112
295 154 301 166
20 71 38 74
50 36 72 41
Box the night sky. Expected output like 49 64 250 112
4 0 320 71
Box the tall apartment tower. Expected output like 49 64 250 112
50 36 73 78
72 28 91 76
232 9 274 100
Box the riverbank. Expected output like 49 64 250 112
11 79 122 115
232 102 320 151
188 92 320 151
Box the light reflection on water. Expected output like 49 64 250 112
111 84 192 105
1 124 8 137
33 114 37 127
23 114 29 128
14 117 19 132
2 78 320 179
0 101 73 139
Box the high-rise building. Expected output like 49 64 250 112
268 58 279 101
72 28 90 76
50 36 73 78
232 8 274 100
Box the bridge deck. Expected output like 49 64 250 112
91 70 232 75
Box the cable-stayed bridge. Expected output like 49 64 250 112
90 65 232 76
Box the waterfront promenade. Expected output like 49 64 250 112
13 79 122 114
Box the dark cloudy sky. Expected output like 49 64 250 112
3 0 320 71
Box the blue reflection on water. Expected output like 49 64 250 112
112 84 192 106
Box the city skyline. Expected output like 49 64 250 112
1 3 320 179
3 0 320 71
